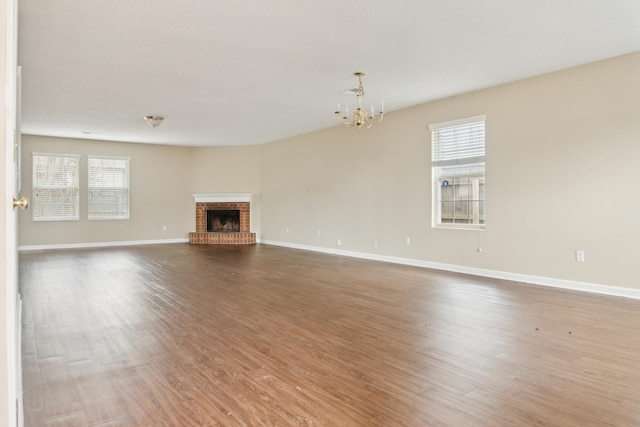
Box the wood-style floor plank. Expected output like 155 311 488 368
20 243 640 426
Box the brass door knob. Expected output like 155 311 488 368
12 196 29 210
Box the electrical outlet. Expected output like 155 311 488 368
405 236 411 246
162 225 167 232
286 227 290 234
373 241 378 249
576 250 585 262
337 239 342 247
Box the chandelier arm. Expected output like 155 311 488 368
336 110 356 126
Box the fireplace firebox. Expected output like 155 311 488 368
207 210 240 232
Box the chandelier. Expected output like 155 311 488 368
334 72 384 129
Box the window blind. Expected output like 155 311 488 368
430 118 485 167
32 153 80 221
88 156 130 220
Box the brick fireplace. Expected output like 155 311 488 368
189 194 256 245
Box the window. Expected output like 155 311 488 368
430 116 485 229
88 156 130 220
32 153 80 221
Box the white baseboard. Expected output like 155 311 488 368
18 237 189 252
260 240 640 300
18 237 638 300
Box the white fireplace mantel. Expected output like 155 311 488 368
191 193 252 203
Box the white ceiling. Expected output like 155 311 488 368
18 1 640 147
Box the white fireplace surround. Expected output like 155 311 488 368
191 193 252 203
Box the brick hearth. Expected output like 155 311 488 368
189 201 256 245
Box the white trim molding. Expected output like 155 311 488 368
260 240 640 300
18 237 189 252
191 193 252 203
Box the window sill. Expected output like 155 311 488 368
432 224 485 231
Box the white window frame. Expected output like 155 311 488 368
32 152 80 221
88 155 131 220
429 115 486 230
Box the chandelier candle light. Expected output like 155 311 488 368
335 72 384 129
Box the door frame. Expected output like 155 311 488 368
2 0 22 424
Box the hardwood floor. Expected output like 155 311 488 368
19 243 640 426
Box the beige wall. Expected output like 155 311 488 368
260 52 640 290
188 146 262 236
18 138 264 247
18 53 640 290
19 136 193 246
